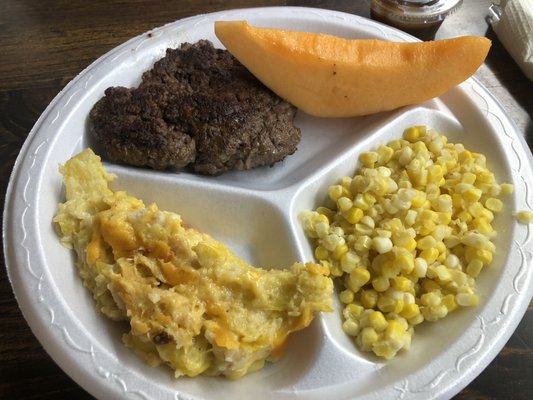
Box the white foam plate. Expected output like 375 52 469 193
3 6 533 400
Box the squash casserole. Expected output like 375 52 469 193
53 149 333 379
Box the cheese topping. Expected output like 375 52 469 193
54 149 333 379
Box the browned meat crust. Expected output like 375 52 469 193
89 40 301 175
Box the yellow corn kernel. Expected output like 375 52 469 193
380 259 402 278
332 243 349 260
457 148 473 161
416 235 437 251
465 247 493 265
392 231 417 252
316 206 334 220
314 221 330 239
442 293 458 312
421 291 442 307
371 342 396 359
419 248 439 264
462 172 477 184
314 246 329 260
477 207 495 222
368 311 388 332
444 253 460 269
404 209 417 226
372 236 393 254
404 126 423 142
359 151 379 168
449 269 469 286
474 153 487 167
461 231 489 249
434 265 452 282
462 187 483 203
359 327 379 350
456 293 479 307
476 170 493 184
354 235 373 251
372 322 410 358
411 191 427 208
350 176 366 194
322 233 344 252
435 212 451 227
421 279 441 293
343 303 364 320
355 222 373 236
343 207 364 224
326 260 342 277
377 145 394 164
392 276 413 292
398 145 414 166
339 289 355 304
412 139 429 155
457 210 473 223
384 319 408 343
408 313 425 325
363 192 377 205
457 285 475 295
340 176 353 190
372 276 390 292
375 228 392 238
466 259 483 278
394 253 415 274
376 295 397 313
388 139 403 150
393 298 405 314
471 217 494 235
348 268 371 291
485 198 503 212
360 289 378 309
444 280 459 294
515 210 533 224
436 239 446 253
500 183 514 195
422 304 448 321
340 252 358 273
400 303 420 319
427 164 444 184
403 291 415 305
342 319 360 336
372 178 390 197
413 257 428 278
468 202 487 218
351 193 368 210
381 217 403 232
452 193 464 208
329 185 347 201
418 219 436 236
337 196 353 212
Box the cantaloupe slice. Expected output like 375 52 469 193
214 21 491 118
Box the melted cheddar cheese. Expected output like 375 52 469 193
54 149 333 379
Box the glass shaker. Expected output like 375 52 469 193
370 0 463 40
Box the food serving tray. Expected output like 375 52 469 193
3 6 533 400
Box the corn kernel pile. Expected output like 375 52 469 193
300 126 513 359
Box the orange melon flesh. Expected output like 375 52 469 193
214 21 491 117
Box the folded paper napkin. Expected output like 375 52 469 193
489 0 533 81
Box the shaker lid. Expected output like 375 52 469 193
371 0 463 24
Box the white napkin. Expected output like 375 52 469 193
489 0 533 81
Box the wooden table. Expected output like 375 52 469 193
1 1 531 399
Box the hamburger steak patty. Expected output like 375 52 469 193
89 40 301 175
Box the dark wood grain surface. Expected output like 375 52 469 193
1 1 531 399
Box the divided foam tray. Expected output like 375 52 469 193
4 7 533 400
